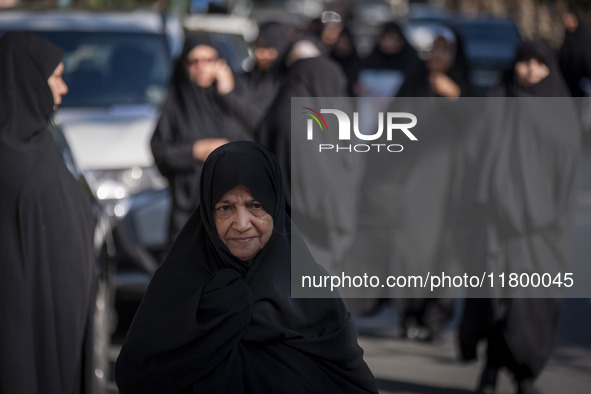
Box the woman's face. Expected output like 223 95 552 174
378 31 403 55
254 45 278 71
427 37 453 73
185 45 220 88
321 23 342 47
333 32 353 57
47 62 68 110
563 11 579 33
515 58 549 87
214 184 274 262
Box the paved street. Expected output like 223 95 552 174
359 327 591 394
107 307 591 394
354 302 591 394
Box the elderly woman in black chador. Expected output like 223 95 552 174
151 34 253 245
115 141 378 393
0 32 95 393
458 40 579 394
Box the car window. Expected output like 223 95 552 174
454 22 520 43
39 31 172 108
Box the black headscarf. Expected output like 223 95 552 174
363 21 421 72
255 21 293 66
151 33 253 243
501 39 570 97
247 21 292 86
115 141 377 393
199 141 284 275
249 21 292 83
0 31 63 142
559 5 591 96
0 32 95 393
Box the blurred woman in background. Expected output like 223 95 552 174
459 40 579 394
397 26 475 97
330 25 362 96
385 27 476 340
151 34 253 246
0 31 95 394
357 21 421 97
233 21 293 128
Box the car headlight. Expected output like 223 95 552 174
96 179 128 200
85 166 168 219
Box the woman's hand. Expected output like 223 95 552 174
215 59 235 96
429 72 461 98
193 138 230 162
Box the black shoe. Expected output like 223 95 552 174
516 379 540 394
477 366 498 394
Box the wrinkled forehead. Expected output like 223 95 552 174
209 150 277 215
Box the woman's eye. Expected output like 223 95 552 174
215 205 233 216
248 202 267 216
248 202 264 211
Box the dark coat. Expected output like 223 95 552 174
0 32 95 394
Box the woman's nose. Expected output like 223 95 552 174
233 207 252 230
61 80 69 95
